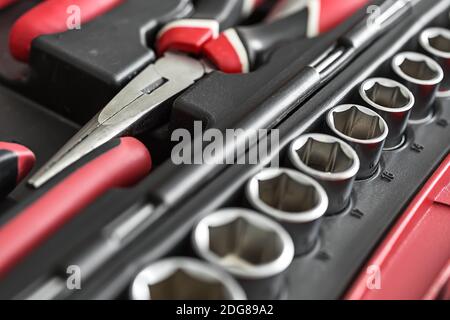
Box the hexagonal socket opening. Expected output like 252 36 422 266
364 81 411 109
331 106 384 140
148 269 230 300
398 57 440 81
295 138 355 174
208 217 285 266
257 172 320 212
428 34 450 53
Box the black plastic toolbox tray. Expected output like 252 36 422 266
64 0 449 299
0 0 377 298
0 0 193 123
1 0 277 125
0 0 448 300
0 85 78 203
170 36 321 132
29 0 193 123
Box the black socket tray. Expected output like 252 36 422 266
70 1 449 300
0 0 370 298
0 0 448 300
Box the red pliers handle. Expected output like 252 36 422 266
0 0 17 9
159 0 369 73
0 137 151 277
9 0 124 62
8 0 259 63
0 142 35 199
9 0 368 69
0 0 18 9
156 0 264 55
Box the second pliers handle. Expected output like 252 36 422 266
156 0 263 55
203 0 369 73
0 142 35 199
0 137 151 277
0 0 17 9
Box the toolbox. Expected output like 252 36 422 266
0 0 449 300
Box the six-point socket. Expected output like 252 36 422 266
419 28 450 98
131 257 246 300
246 168 328 255
192 208 294 300
288 133 360 215
359 77 414 149
392 52 443 121
327 104 388 179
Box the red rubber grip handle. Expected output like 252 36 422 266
0 142 35 199
0 0 18 9
9 0 123 62
203 0 369 74
0 137 151 277
156 0 266 56
0 142 35 184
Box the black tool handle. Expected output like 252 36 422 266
202 0 369 73
157 0 264 55
192 0 251 30
202 4 308 73
237 8 309 69
29 0 193 123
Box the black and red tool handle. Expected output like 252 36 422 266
0 142 35 199
9 0 124 62
11 1 193 122
203 0 369 73
156 0 264 55
0 0 17 9
9 0 261 63
0 137 152 277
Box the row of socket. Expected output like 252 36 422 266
129 27 450 300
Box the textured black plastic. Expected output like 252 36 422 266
0 138 122 227
237 8 310 70
27 0 192 123
0 0 448 301
61 0 448 300
0 85 78 203
0 0 369 298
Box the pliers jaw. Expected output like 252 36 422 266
29 52 210 188
28 0 372 188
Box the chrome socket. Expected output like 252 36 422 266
391 52 444 121
131 257 246 300
246 168 328 255
359 77 415 149
327 104 388 179
288 134 359 215
419 28 450 98
192 208 294 300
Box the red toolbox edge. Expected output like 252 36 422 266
345 154 450 300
